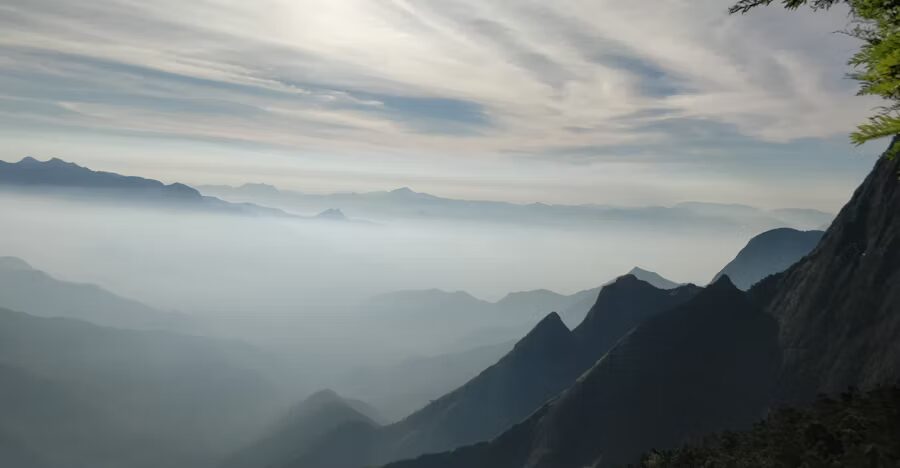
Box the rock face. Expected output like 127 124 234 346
713 228 824 290
761 151 900 403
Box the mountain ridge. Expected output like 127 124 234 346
712 227 824 290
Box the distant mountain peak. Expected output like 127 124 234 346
303 389 343 406
625 267 681 289
316 208 347 220
497 288 563 304
238 182 281 195
391 187 415 194
708 274 737 291
712 227 824 290
0 256 33 271
16 156 79 168
514 312 571 353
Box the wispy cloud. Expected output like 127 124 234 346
0 0 877 155
0 0 887 212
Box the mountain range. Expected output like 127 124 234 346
375 140 900 467
199 183 833 232
222 390 380 468
240 142 900 468
226 276 701 468
0 157 294 218
2 143 894 468
226 223 818 468
0 256 186 330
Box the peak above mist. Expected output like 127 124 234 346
625 267 682 289
713 228 824 290
0 157 299 218
316 208 347 220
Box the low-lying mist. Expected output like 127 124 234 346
0 191 764 391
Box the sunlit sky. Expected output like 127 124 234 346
0 0 888 210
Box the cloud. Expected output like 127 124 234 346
0 0 879 157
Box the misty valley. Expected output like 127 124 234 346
0 150 897 468
3 0 900 466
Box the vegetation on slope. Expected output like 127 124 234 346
642 386 900 467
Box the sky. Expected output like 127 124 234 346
0 0 889 210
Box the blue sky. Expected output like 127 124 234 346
0 0 888 210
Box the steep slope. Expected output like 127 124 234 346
761 150 900 402
642 386 900 467
574 275 701 360
385 277 781 468
0 256 184 330
0 157 292 217
712 227 824 290
282 312 583 468
223 390 378 468
258 278 698 468
0 307 280 468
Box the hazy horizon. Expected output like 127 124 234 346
0 0 888 212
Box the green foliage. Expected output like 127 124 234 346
732 0 900 158
641 386 900 467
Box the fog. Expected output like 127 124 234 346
1 194 753 307
0 187 826 466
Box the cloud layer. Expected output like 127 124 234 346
0 0 884 208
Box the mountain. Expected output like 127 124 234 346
493 289 586 325
249 277 699 468
761 148 900 403
222 390 379 468
620 266 681 289
316 208 348 220
712 228 824 290
573 274 701 360
278 312 585 468
0 307 282 468
361 269 678 355
0 256 185 330
384 277 781 468
382 141 900 468
334 340 514 422
199 183 831 231
0 157 293 217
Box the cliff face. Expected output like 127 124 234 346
762 149 900 402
